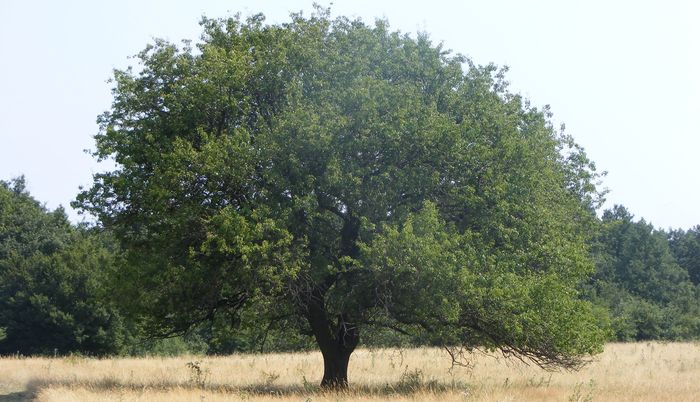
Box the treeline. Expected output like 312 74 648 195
1 176 699 356
586 206 700 340
0 177 126 355
0 177 315 356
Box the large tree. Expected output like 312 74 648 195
76 9 607 387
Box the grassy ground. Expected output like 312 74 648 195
1 342 699 401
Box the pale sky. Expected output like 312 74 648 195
1 0 698 229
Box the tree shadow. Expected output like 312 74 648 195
0 391 30 402
23 375 471 398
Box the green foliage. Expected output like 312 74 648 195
587 206 700 340
0 178 127 355
75 8 607 373
125 333 209 357
669 226 700 285
361 203 606 367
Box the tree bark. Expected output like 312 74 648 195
320 346 353 388
306 215 361 389
306 293 359 389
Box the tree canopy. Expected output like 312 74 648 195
76 8 608 387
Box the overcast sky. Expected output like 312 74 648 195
1 0 698 229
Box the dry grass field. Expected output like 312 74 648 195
1 342 699 401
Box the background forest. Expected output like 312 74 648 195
2 175 699 357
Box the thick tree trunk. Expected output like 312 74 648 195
320 347 352 388
306 293 359 389
307 215 361 389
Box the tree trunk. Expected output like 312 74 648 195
306 294 359 389
320 347 352 389
308 216 361 389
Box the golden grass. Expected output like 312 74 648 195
1 342 699 401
